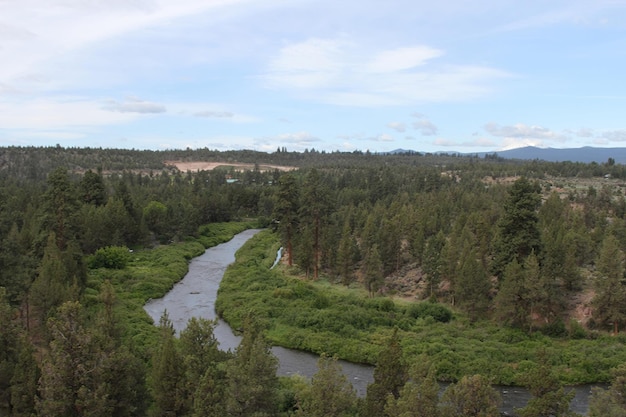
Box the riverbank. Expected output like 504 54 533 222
216 229 626 387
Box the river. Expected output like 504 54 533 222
144 229 595 415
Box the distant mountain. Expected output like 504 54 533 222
385 146 626 164
481 146 626 164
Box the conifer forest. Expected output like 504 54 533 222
3 145 626 416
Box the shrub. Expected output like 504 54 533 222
407 301 453 323
88 246 131 269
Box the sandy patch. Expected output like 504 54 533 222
165 161 297 172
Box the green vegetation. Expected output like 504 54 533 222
2 145 626 415
218 229 626 385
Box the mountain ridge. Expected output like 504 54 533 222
388 146 626 164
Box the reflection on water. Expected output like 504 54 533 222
144 229 593 415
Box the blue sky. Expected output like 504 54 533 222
1 0 626 153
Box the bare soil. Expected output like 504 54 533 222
165 161 296 172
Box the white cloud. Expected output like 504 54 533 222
104 97 166 113
194 110 234 118
411 113 438 136
369 133 394 142
601 129 626 142
253 131 322 152
575 127 595 137
484 122 567 141
387 122 406 132
0 0 257 90
483 122 576 150
263 38 347 89
262 37 510 106
0 97 137 129
366 46 444 73
434 137 497 148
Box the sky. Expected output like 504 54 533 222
1 0 626 153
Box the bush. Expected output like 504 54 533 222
406 301 453 323
88 246 131 269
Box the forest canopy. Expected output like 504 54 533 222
1 145 626 416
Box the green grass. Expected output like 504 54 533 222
216 229 626 385
85 221 259 356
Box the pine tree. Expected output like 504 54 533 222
224 317 279 417
516 350 578 417
439 374 501 417
10 335 40 417
493 260 529 329
588 364 626 417
42 167 79 250
29 232 75 323
385 358 440 417
454 245 491 322
0 287 19 411
36 301 112 417
592 234 626 334
79 169 107 206
192 366 227 417
491 177 542 278
149 311 186 417
363 245 384 297
336 218 358 287
298 169 330 280
179 317 224 412
362 328 407 417
298 354 357 417
274 173 299 266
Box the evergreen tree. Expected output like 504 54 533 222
192 366 227 417
42 167 80 250
0 287 19 411
10 335 40 417
491 177 542 278
439 374 501 417
29 232 75 323
298 354 357 417
589 364 626 417
516 350 578 417
36 301 112 417
523 252 559 330
336 217 359 287
592 234 626 334
493 260 529 329
422 231 446 299
363 244 384 297
274 173 300 266
362 328 408 417
454 246 491 322
298 169 330 280
79 169 107 206
179 317 225 412
149 312 186 417
224 317 279 417
385 358 440 417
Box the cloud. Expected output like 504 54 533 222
262 37 510 106
194 110 234 118
412 113 438 136
0 97 136 129
483 122 572 150
434 137 497 148
369 133 394 142
366 46 444 73
484 122 567 141
575 127 595 138
104 97 166 113
601 129 626 142
387 122 406 132
253 131 323 152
